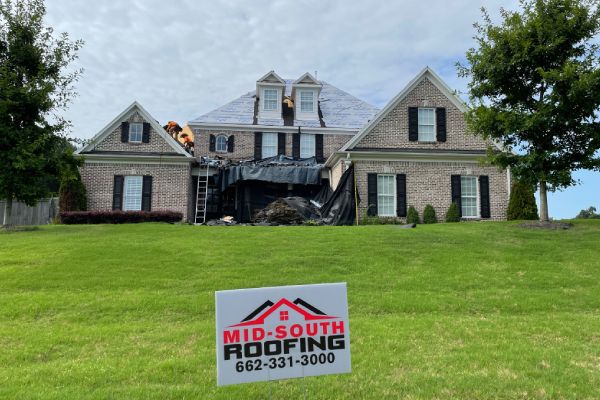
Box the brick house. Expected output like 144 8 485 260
75 68 509 223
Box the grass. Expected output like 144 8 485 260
0 221 599 399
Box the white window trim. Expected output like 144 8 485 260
262 132 277 158
460 176 480 219
418 108 436 142
123 176 143 211
299 90 314 113
215 135 228 153
263 88 279 112
129 123 143 143
377 174 396 217
300 133 316 158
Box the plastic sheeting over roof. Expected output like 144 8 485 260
190 80 379 130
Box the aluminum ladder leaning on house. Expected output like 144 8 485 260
194 166 210 224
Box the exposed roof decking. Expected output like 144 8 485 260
190 80 379 130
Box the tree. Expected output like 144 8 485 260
576 206 600 218
458 0 600 222
507 180 539 220
0 0 83 226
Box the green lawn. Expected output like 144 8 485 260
1 221 599 399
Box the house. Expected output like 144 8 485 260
75 68 509 223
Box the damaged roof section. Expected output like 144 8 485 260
190 80 379 130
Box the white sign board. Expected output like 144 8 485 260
215 283 351 386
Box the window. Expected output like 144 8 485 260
377 175 396 217
461 176 478 217
300 134 315 158
123 176 143 211
263 89 278 111
129 123 143 143
279 311 289 321
300 91 314 113
262 132 277 158
418 108 435 142
216 135 228 152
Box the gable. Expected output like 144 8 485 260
257 70 285 84
293 72 319 85
343 68 496 152
76 102 191 157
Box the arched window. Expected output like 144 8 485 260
216 135 228 152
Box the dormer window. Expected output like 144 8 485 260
263 89 278 111
129 123 143 143
300 91 314 113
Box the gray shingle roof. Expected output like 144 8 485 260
190 80 379 130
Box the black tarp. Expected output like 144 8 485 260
319 165 358 226
219 155 322 191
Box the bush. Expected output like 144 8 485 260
406 206 420 224
59 172 87 212
422 204 437 224
360 214 403 225
445 202 461 222
60 210 183 224
507 180 538 220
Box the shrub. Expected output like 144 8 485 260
60 210 183 224
59 172 87 212
422 204 437 224
445 202 461 222
406 206 420 224
360 214 403 225
507 180 538 220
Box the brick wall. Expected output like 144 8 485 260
196 129 352 161
93 111 181 154
80 162 191 221
355 77 495 151
353 160 509 221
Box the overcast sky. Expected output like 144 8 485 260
44 0 598 219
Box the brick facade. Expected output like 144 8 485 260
354 77 495 151
94 111 181 154
196 130 352 161
353 160 508 221
80 162 191 221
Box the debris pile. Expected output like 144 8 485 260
253 199 304 225
206 216 237 226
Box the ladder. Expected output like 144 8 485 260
194 166 210 224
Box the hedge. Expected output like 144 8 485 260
60 211 183 224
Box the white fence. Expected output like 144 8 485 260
0 198 59 226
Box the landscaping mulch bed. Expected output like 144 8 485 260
517 221 574 230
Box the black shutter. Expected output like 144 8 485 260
367 173 378 216
112 175 124 210
479 175 490 218
396 174 407 217
436 108 447 142
292 133 300 159
120 122 129 142
209 134 216 152
278 132 286 155
408 107 419 141
227 135 235 153
315 134 324 163
254 132 262 160
142 176 152 211
142 122 150 143
451 175 462 217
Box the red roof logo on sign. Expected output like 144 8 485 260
230 298 337 327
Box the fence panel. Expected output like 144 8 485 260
0 198 59 226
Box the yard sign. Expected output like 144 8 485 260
215 282 351 386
